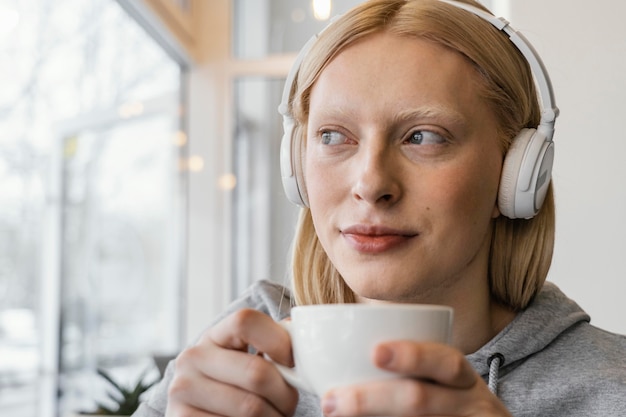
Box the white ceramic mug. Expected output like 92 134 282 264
272 303 453 396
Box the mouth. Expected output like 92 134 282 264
341 224 418 254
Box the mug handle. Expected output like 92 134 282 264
266 321 314 393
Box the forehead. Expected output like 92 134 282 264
308 32 494 135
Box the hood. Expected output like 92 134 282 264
467 281 590 379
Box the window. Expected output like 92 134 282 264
234 0 365 59
0 0 184 415
232 78 298 295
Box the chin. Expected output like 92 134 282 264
345 278 415 303
342 271 440 304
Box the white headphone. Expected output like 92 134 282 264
279 0 559 219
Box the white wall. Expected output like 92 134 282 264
501 0 626 335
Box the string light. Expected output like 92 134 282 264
173 131 187 147
187 155 204 172
218 173 237 190
312 0 331 21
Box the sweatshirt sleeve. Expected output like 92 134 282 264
131 279 293 417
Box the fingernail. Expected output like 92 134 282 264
322 394 336 416
375 345 393 367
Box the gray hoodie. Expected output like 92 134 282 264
134 280 626 417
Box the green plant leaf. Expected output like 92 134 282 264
94 401 119 415
97 368 125 393
94 367 159 415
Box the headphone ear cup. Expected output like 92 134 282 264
280 115 308 207
498 128 536 219
498 128 554 219
498 128 533 218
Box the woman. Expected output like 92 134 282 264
135 1 626 416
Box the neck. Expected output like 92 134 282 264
450 287 517 354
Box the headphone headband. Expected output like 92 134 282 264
438 0 559 139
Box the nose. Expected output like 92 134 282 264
351 140 402 205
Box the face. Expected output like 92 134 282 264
305 32 503 304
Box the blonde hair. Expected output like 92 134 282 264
288 0 554 310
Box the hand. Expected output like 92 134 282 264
320 341 512 417
166 308 299 417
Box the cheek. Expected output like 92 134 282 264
435 157 502 221
304 149 345 208
305 158 336 231
305 158 324 208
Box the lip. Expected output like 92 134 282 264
341 224 418 254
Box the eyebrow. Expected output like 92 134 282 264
392 106 467 129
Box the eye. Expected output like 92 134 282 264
321 130 347 145
406 130 445 145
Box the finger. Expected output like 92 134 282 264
322 377 474 417
168 369 288 417
166 407 221 417
373 341 477 389
201 343 300 415
166 401 221 417
175 327 298 415
209 308 294 366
